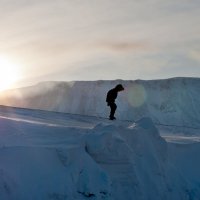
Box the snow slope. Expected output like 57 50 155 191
0 77 200 129
0 106 199 200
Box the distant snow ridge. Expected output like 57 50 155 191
0 77 200 128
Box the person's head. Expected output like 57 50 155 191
115 84 124 92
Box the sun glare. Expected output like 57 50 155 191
0 56 21 91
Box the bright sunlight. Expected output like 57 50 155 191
0 56 21 91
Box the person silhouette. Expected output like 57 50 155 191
106 84 124 120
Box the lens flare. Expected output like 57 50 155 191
127 84 147 107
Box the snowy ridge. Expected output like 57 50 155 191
0 77 200 129
0 106 199 200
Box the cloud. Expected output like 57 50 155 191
0 0 200 88
96 41 149 53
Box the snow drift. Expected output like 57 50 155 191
0 77 200 129
0 106 199 200
85 118 200 200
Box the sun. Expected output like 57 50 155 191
0 56 21 91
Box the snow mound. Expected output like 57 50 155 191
0 146 111 200
85 118 199 200
0 109 199 200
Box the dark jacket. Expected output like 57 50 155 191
106 88 118 104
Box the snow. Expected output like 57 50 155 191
0 105 199 200
0 77 200 199
0 77 200 129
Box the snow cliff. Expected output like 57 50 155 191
0 77 199 128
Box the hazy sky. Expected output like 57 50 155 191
0 0 200 88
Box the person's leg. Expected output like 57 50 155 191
109 102 117 120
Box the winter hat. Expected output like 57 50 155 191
115 84 124 91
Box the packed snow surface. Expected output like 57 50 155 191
0 106 199 200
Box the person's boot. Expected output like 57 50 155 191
109 116 116 120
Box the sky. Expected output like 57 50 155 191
0 0 200 89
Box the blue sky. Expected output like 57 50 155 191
0 0 200 88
